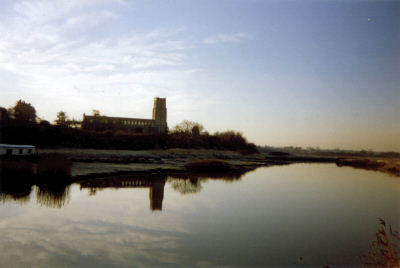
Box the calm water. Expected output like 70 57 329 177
0 164 399 267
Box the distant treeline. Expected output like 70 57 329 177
0 117 257 153
258 145 400 158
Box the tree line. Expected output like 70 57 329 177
0 99 257 154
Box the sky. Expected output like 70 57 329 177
0 0 399 151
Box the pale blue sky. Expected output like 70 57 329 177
0 0 399 151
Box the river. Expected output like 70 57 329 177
0 163 399 267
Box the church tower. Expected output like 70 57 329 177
152 97 167 133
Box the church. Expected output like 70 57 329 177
82 97 167 134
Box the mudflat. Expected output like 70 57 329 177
36 148 400 178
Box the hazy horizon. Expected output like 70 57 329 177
1 0 399 151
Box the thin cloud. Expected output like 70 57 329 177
0 0 199 121
62 10 119 29
203 32 251 44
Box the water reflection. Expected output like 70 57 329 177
79 168 255 211
0 164 398 267
0 180 32 204
167 168 255 196
0 157 72 208
0 160 34 204
0 178 71 208
36 185 71 208
0 158 255 210
80 175 167 211
169 177 202 195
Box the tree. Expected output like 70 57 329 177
0 107 9 121
172 120 204 134
55 111 68 126
68 118 82 128
39 120 51 127
192 125 200 136
12 100 37 122
92 110 100 117
6 107 14 119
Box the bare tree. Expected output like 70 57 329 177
55 111 68 126
172 120 204 134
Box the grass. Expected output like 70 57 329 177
360 218 400 267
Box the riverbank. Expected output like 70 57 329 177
336 158 400 177
36 148 400 178
37 148 265 178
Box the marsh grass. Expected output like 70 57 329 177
360 218 400 267
336 158 400 177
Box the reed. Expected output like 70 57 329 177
360 218 400 267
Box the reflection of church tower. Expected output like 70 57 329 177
149 179 166 211
152 97 167 133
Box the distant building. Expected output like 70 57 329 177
82 97 167 134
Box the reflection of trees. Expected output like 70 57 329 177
0 186 32 204
169 177 202 195
35 156 72 208
0 164 33 204
0 179 71 208
0 157 73 207
35 184 71 208
168 167 257 195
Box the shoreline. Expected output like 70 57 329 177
37 148 400 178
2 149 399 182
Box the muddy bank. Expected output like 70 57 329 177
38 148 264 163
336 158 400 177
36 148 400 178
38 148 266 177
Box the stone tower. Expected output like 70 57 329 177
152 97 167 133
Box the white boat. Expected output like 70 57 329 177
0 144 36 156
